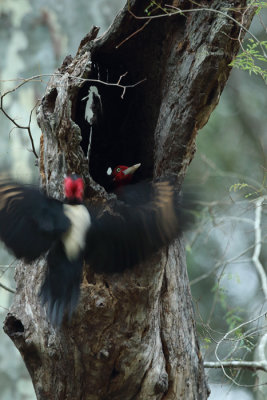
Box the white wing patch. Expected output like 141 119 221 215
62 204 91 261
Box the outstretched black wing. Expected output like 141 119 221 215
85 180 191 273
0 178 70 261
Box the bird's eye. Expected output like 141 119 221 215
116 168 121 173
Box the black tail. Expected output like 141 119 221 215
39 241 83 327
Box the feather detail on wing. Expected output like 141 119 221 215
0 178 70 261
85 180 190 273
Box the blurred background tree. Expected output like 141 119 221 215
0 1 266 399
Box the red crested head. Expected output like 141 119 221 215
64 174 84 202
111 163 141 188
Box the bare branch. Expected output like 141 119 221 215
257 332 267 367
0 89 39 159
0 281 15 294
0 305 9 311
0 72 146 159
116 18 152 49
126 3 265 56
0 73 146 95
69 74 147 98
200 153 265 189
190 243 259 286
254 194 267 389
215 311 267 386
204 360 267 372
252 196 267 298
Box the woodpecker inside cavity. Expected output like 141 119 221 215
107 163 141 187
0 172 192 327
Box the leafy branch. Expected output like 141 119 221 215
248 0 267 12
230 39 267 82
229 172 267 198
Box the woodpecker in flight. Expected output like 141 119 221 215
0 173 190 326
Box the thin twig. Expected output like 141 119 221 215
0 281 15 294
215 311 267 386
0 73 146 93
0 89 39 158
0 72 146 157
190 243 259 286
169 3 266 58
127 4 265 57
116 18 152 49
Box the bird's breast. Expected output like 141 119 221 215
61 204 91 261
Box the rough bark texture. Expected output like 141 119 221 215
4 1 255 399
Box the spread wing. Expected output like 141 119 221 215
0 178 70 261
85 180 191 273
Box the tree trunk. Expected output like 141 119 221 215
4 1 255 399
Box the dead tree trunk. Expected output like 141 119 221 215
4 1 255 399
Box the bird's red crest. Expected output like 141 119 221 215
64 175 84 201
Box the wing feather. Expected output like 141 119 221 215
85 180 191 273
0 178 70 261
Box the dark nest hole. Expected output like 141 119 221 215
72 11 186 191
43 87 58 114
73 56 155 192
72 9 187 192
4 314 24 337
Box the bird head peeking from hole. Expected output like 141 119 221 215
107 163 141 189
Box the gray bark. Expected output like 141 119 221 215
4 1 255 399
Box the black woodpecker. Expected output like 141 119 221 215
0 174 190 326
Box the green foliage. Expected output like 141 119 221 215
144 1 168 16
229 183 249 192
211 283 227 309
248 0 267 13
202 336 212 350
230 39 267 83
239 337 255 353
229 173 267 198
225 308 243 336
144 0 267 84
